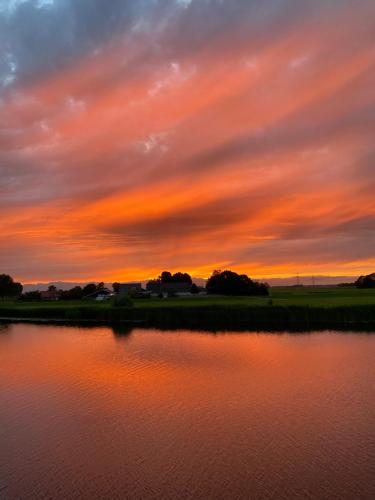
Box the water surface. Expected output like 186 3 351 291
1 323 375 499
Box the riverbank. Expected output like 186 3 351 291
1 286 375 330
2 306 375 331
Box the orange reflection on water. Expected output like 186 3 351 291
2 324 375 498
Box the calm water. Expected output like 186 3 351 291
1 324 375 499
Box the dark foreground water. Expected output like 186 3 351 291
1 324 375 499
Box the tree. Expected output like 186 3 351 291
172 272 192 284
160 271 172 283
112 282 120 294
146 279 161 292
206 270 269 296
355 273 375 289
147 271 193 293
60 286 83 300
21 291 41 301
157 271 192 284
0 274 23 300
191 283 200 294
82 283 98 296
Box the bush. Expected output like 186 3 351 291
113 294 134 307
20 291 41 301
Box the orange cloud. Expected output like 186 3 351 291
1 1 375 283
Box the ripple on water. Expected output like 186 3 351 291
1 324 375 499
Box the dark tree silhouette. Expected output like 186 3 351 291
60 286 83 300
21 291 42 301
355 273 375 288
0 274 23 300
160 271 172 283
191 283 200 294
82 283 98 296
112 282 121 293
147 271 193 292
172 272 192 284
146 279 160 292
206 270 269 296
158 271 192 283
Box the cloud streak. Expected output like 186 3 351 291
1 0 375 281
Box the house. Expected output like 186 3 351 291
40 289 61 301
95 292 112 301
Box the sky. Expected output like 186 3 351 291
1 0 375 283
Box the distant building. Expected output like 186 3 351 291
118 283 143 295
95 292 112 301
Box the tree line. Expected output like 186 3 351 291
5 269 375 301
0 270 270 300
0 270 375 301
21 282 113 301
146 270 269 296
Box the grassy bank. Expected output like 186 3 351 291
1 287 375 330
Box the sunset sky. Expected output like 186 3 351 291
1 0 375 283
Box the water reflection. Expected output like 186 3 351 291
111 324 134 340
1 324 375 499
0 322 11 339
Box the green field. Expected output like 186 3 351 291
1 287 375 330
270 286 375 307
133 287 375 308
3 286 375 309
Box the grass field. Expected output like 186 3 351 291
133 287 375 308
1 287 375 330
1 286 375 310
270 286 375 307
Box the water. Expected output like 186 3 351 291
1 323 375 499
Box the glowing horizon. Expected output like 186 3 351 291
1 1 374 283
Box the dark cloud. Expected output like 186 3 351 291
0 0 151 88
2 0 372 90
100 190 271 243
184 75 375 174
1 0 375 280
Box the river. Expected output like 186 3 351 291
1 323 375 499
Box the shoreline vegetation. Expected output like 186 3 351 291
1 287 375 331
